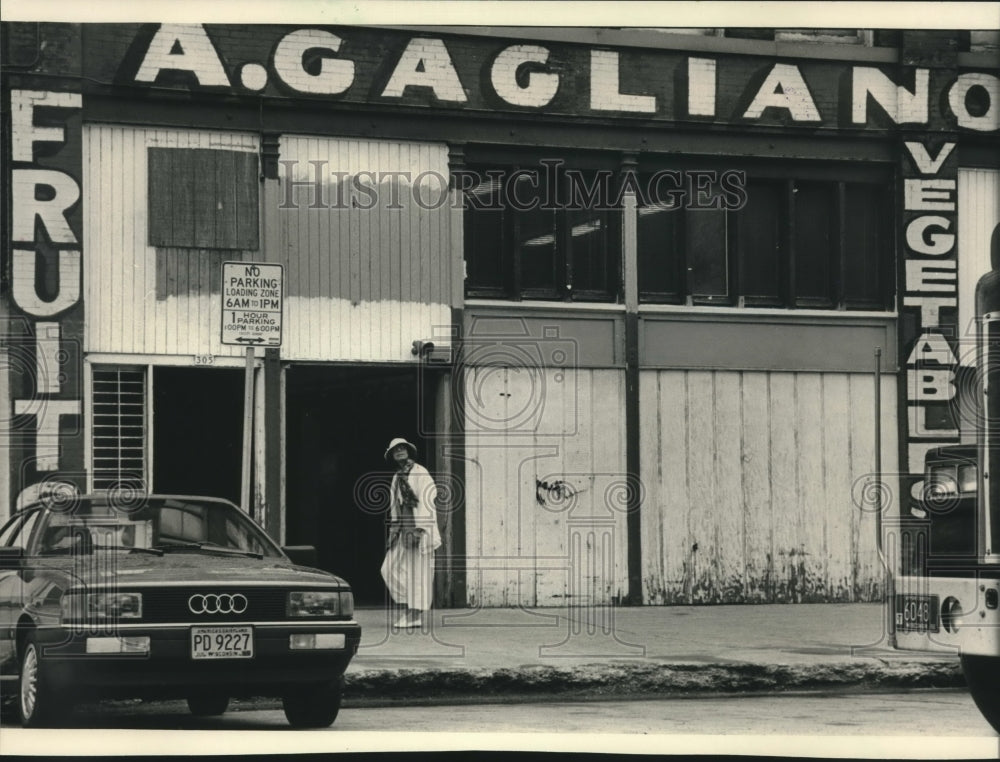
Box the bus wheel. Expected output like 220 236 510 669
960 654 1000 734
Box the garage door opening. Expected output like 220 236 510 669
285 365 438 605
153 367 245 507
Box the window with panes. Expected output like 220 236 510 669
635 165 893 310
464 162 622 302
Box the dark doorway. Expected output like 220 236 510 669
285 365 436 605
153 367 244 506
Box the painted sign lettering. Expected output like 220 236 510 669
901 139 961 474
7 88 85 507
115 25 998 132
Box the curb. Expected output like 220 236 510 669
65 660 965 717
343 660 965 701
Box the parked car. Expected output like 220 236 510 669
0 493 361 728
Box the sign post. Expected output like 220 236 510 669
221 262 284 515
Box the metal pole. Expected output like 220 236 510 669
874 346 882 549
874 346 886 603
241 345 255 515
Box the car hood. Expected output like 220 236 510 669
53 553 349 588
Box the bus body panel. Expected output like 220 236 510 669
894 575 1000 657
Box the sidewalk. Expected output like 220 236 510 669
343 603 964 701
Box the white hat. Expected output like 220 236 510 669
384 437 417 463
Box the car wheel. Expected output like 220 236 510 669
961 654 1000 734
19 636 72 728
187 693 230 717
282 676 344 728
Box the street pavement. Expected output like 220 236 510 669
54 602 965 720
342 603 964 701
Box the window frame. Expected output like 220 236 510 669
634 160 894 311
463 159 624 303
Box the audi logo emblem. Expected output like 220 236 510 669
188 593 248 615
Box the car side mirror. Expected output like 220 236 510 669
0 546 25 569
282 545 317 567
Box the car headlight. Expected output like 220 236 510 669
61 592 143 621
287 590 353 617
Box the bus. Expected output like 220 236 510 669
894 268 1000 733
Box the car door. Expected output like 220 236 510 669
0 509 41 673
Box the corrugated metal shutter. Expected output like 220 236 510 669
91 367 147 491
958 169 1000 362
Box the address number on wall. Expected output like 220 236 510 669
193 354 215 366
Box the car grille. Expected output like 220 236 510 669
140 587 287 623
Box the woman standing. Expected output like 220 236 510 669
380 437 441 629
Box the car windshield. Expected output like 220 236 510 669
35 497 283 559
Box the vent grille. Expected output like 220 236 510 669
92 367 146 491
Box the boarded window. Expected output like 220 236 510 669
148 148 259 250
92 367 146 492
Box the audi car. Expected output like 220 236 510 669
0 493 361 728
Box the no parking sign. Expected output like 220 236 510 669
221 262 284 347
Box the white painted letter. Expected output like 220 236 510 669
906 260 957 293
743 64 821 122
904 179 956 212
687 57 716 116
12 169 80 244
590 50 656 113
905 215 955 256
903 296 956 328
908 406 959 440
852 67 929 125
12 399 81 471
906 332 958 366
134 24 230 87
35 322 63 395
903 141 955 175
11 249 81 317
273 29 354 95
908 369 957 402
10 90 81 162
491 45 558 108
947 72 1000 131
382 38 467 102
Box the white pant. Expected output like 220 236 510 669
381 539 434 611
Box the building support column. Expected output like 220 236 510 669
261 132 283 543
447 142 468 607
621 153 643 605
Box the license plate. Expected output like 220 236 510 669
191 626 253 659
895 594 940 633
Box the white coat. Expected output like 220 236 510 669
381 462 441 610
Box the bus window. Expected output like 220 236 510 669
927 466 958 499
958 464 977 494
